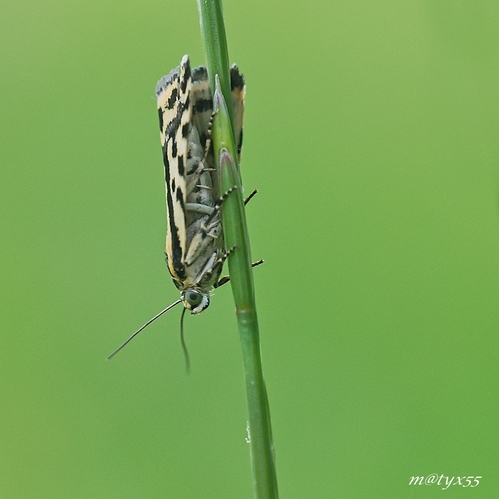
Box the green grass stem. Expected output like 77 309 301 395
197 1 278 497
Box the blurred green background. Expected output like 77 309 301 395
2 0 499 497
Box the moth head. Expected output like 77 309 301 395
182 289 210 314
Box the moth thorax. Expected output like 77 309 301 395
182 289 210 314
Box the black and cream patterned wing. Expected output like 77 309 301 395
230 64 245 160
155 56 193 284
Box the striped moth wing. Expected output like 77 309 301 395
155 55 245 314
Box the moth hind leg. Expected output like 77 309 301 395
215 259 265 288
218 186 257 207
244 189 258 205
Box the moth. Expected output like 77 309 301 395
108 55 247 363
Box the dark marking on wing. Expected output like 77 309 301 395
165 104 184 138
237 129 243 158
163 144 186 280
158 108 164 132
167 87 178 109
194 98 212 114
230 65 244 91
177 154 185 176
180 63 190 93
163 147 173 176
192 66 208 81
187 161 199 176
176 185 185 210
230 64 245 158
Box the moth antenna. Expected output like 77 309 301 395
107 299 183 360
180 307 190 373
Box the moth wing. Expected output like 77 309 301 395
191 66 213 150
190 64 245 160
230 65 245 160
156 55 193 282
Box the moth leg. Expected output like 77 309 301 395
184 217 222 266
213 245 237 272
195 184 213 191
198 185 238 227
189 186 257 279
216 185 255 207
185 186 241 267
219 185 239 203
203 111 216 158
184 194 225 267
215 259 265 288
186 126 205 176
186 158 209 195
244 189 258 205
194 245 236 287
185 203 214 216
187 168 239 223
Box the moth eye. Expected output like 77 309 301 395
185 290 203 307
